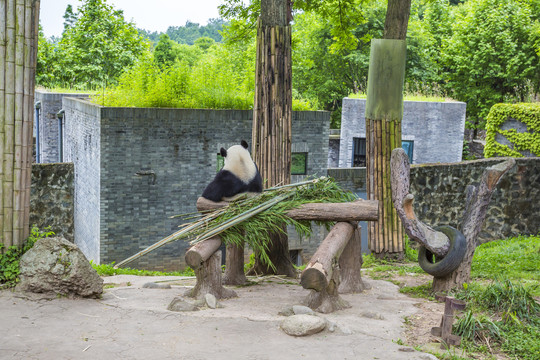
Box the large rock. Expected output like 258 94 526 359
280 314 326 337
17 237 103 298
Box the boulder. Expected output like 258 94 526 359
17 237 103 298
280 314 326 337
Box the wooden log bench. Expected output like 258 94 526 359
185 197 378 303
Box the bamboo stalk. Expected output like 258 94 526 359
0 0 7 240
190 192 294 245
3 0 16 246
114 208 228 268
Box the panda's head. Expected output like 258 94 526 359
221 140 257 183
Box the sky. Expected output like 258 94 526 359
39 0 224 38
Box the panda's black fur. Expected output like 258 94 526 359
202 140 263 202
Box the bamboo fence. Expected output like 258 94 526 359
1 0 40 247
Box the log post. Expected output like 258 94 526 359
222 241 248 285
185 250 237 300
338 225 367 294
184 236 237 300
301 222 355 313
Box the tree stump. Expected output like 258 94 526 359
184 236 237 300
301 222 355 313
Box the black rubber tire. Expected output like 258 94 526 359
418 225 467 278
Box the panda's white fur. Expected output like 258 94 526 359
201 140 263 202
222 144 257 184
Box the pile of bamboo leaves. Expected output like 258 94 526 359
115 177 356 268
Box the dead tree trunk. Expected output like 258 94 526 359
301 222 355 313
390 148 515 292
250 0 295 277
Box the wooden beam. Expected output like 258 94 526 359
196 197 379 222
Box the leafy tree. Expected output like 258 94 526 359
62 4 78 33
441 0 540 131
36 25 59 88
154 34 177 69
166 19 226 45
194 37 216 51
55 0 149 89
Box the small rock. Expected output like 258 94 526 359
361 311 385 320
143 282 171 289
280 314 326 337
419 354 439 360
292 305 314 315
338 325 353 335
327 320 337 332
167 297 199 312
398 347 415 352
278 307 294 316
377 295 398 300
205 293 218 309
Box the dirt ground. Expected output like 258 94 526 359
0 273 449 360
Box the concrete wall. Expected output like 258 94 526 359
62 98 330 270
34 91 90 163
63 98 101 262
30 163 74 241
339 98 467 167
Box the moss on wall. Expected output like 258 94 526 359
484 103 540 158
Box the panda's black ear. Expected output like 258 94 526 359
241 140 249 149
220 147 227 157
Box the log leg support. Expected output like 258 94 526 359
185 236 237 300
301 222 357 313
338 225 368 293
223 242 248 285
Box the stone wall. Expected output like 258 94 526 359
30 163 74 242
34 91 89 163
62 98 330 270
339 98 466 167
409 158 540 242
331 158 540 244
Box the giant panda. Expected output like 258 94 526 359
201 140 263 202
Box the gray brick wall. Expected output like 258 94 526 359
34 91 90 163
339 98 467 167
61 99 330 270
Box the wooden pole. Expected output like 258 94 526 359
1 0 39 247
365 38 407 259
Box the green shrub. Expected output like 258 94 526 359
0 227 54 288
484 103 540 158
92 262 195 277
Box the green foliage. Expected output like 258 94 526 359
40 0 150 89
0 227 54 288
441 0 540 130
471 235 540 285
92 262 195 277
453 278 540 359
154 34 178 69
484 103 540 157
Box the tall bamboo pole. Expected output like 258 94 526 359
250 0 295 277
365 39 407 258
1 0 40 247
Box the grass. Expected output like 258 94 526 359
348 92 450 102
363 234 539 360
92 262 195 277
